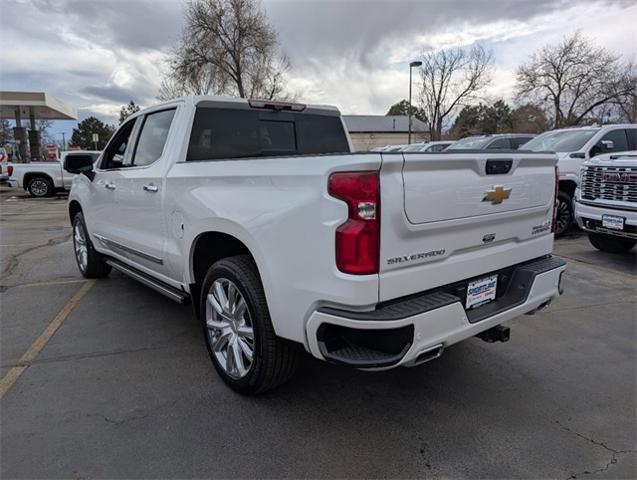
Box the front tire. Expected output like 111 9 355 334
554 191 573 237
200 255 299 394
588 233 636 253
27 176 53 197
72 212 111 278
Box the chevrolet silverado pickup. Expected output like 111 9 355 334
65 96 566 394
8 150 101 197
575 151 637 252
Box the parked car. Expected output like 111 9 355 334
521 124 637 236
574 151 636 253
400 141 456 153
65 96 565 394
446 134 536 151
401 143 426 152
8 150 101 197
419 141 456 152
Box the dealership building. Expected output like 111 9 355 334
342 115 429 150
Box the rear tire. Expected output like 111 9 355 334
200 255 299 394
72 212 111 278
588 233 636 253
27 176 54 197
554 191 573 237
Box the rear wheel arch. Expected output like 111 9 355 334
23 172 54 190
189 231 259 316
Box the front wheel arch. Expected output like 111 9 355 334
69 200 82 225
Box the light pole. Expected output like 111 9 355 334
408 60 422 144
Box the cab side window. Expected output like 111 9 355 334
590 129 629 157
132 109 176 167
510 136 533 149
100 120 137 169
486 137 510 149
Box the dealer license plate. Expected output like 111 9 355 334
466 275 498 309
602 214 625 231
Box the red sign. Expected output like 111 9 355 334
45 144 58 160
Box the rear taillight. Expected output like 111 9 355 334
328 171 380 275
7 165 13 177
551 166 559 233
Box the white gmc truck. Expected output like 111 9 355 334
575 151 637 253
66 96 566 394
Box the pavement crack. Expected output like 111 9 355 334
1 233 72 278
556 420 636 479
0 344 185 368
88 412 151 426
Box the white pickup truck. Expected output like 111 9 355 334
522 124 637 236
8 150 101 197
66 96 565 394
575 151 637 252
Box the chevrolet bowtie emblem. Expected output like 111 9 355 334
483 185 511 204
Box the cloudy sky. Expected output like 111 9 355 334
1 0 635 141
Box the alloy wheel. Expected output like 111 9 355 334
30 179 49 197
205 278 255 379
555 199 570 235
73 222 88 272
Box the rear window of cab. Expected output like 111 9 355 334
187 108 350 161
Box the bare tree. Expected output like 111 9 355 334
158 0 289 101
516 32 636 128
418 45 493 140
612 59 637 123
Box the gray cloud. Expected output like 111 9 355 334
1 0 634 131
30 0 182 51
80 85 141 104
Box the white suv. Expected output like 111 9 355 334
522 124 637 236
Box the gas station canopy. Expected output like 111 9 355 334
0 91 77 121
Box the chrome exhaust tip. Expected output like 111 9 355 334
414 344 444 365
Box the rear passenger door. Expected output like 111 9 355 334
108 108 178 283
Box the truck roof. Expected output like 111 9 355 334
130 95 341 120
546 123 637 133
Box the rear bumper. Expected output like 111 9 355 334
306 256 566 369
575 201 637 240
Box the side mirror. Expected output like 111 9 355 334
64 154 95 180
601 139 614 150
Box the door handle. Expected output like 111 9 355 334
143 184 159 193
105 182 116 190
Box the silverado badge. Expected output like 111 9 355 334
483 185 511 205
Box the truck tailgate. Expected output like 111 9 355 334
403 154 555 223
378 151 558 302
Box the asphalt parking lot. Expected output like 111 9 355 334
1 185 635 479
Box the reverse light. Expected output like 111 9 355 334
328 171 380 275
551 166 559 233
